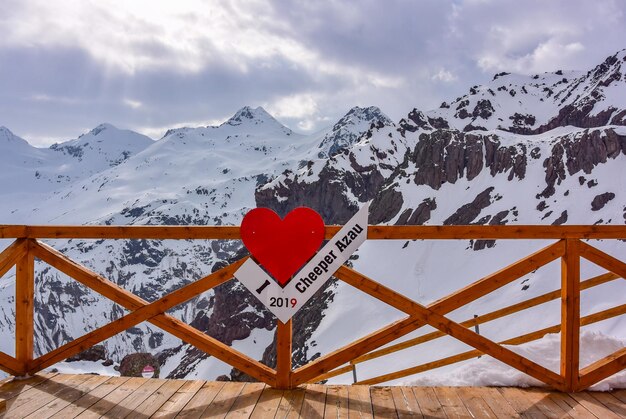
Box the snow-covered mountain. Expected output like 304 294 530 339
0 50 624 385
0 123 153 218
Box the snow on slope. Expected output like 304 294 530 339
419 49 626 134
0 123 153 220
405 331 626 390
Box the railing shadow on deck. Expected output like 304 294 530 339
0 224 624 392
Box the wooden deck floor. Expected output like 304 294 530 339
0 373 624 418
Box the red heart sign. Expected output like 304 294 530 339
241 207 325 286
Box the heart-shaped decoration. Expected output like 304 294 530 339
241 207 325 286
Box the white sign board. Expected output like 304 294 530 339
234 203 369 323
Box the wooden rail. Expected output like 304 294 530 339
0 224 624 392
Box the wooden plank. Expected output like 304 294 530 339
390 386 423 418
588 392 626 417
50 376 132 418
544 392 600 419
478 387 519 418
276 386 306 419
0 352 22 376
579 241 626 279
369 386 398 418
15 242 34 373
577 347 626 390
497 387 548 418
323 385 349 418
198 381 245 418
1 225 241 240
432 386 472 418
125 378 186 418
0 373 58 406
0 226 26 238
276 319 292 389
249 385 284 418
151 379 205 419
173 380 224 419
29 254 244 373
100 376 166 417
3 374 92 417
612 389 626 403
3 224 625 240
522 388 578 418
31 241 277 385
561 239 580 391
75 376 146 418
410 387 445 417
347 385 373 419
454 387 498 418
224 382 265 418
365 225 626 240
24 374 111 418
567 392 621 419
0 238 26 279
298 384 326 418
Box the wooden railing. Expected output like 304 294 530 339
0 225 624 392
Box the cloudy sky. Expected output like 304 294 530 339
1 0 624 146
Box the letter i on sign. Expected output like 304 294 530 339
256 279 271 294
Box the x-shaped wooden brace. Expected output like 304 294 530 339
28 240 277 385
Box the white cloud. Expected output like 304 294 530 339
123 99 143 109
265 94 319 119
431 69 457 83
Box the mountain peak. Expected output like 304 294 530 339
343 106 392 125
224 106 277 127
0 126 29 147
89 123 117 136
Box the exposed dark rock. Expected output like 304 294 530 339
472 209 510 250
552 211 568 225
493 72 510 80
472 99 495 119
119 353 160 378
444 187 494 225
540 128 626 198
507 113 537 134
395 198 437 225
66 345 106 362
408 109 431 129
537 201 548 212
427 117 449 129
591 192 615 211
370 186 404 224
256 158 382 225
463 124 487 132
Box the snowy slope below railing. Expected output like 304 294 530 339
404 331 626 391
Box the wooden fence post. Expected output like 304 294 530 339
276 319 292 389
561 239 580 392
16 239 34 375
